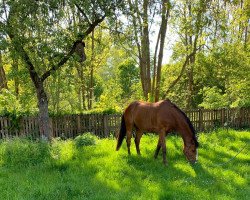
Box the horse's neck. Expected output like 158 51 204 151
178 127 194 146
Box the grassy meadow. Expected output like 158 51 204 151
0 129 249 200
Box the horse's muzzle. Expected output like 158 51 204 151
189 160 197 165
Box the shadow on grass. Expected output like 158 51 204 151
0 133 249 200
0 140 124 200
120 142 248 200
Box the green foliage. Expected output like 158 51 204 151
161 63 189 108
118 59 140 98
1 0 249 115
0 138 50 167
94 78 123 112
74 133 97 148
199 86 229 109
0 129 249 199
228 80 250 108
196 43 250 108
162 40 250 109
0 89 21 114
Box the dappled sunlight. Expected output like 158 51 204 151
94 172 121 191
205 166 247 187
0 129 249 199
51 139 75 162
173 163 197 177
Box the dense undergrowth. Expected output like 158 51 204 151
0 129 249 200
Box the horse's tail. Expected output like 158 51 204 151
116 114 126 151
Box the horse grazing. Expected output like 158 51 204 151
116 99 199 165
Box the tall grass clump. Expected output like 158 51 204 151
74 133 97 148
0 138 50 167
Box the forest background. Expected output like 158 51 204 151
0 0 249 130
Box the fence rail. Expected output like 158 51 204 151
0 108 250 139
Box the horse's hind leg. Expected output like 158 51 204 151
126 130 132 155
159 131 167 165
135 130 143 155
154 138 161 159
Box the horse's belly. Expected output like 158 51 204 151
139 124 161 133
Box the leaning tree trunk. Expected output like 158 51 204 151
141 0 151 100
154 0 170 102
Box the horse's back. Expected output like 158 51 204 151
124 100 178 132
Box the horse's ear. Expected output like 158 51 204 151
74 41 86 62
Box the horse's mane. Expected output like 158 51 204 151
165 100 199 148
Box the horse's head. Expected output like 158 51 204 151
183 141 198 164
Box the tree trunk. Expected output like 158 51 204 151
186 58 195 109
128 0 151 100
76 63 86 110
80 71 86 110
155 0 170 102
36 84 51 139
143 0 151 100
12 59 19 97
151 29 161 98
54 72 60 113
88 30 95 109
0 53 8 91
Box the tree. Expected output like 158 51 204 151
118 59 139 99
0 0 120 139
152 0 171 102
122 0 171 101
164 0 211 108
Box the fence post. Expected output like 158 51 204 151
0 117 4 138
103 114 109 137
49 117 53 137
199 109 203 131
77 115 81 135
221 108 225 127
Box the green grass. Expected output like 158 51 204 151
0 129 249 200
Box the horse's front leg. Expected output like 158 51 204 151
154 137 161 159
135 130 143 155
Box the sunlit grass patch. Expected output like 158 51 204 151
0 129 249 199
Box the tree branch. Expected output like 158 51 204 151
41 15 106 82
7 32 42 89
163 49 199 99
74 3 92 25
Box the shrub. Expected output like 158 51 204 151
199 86 229 109
74 133 97 148
0 138 50 167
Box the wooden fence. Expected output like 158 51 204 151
0 108 250 139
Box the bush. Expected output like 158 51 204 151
198 86 229 109
0 138 50 167
74 133 97 148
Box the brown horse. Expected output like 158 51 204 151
116 99 199 165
